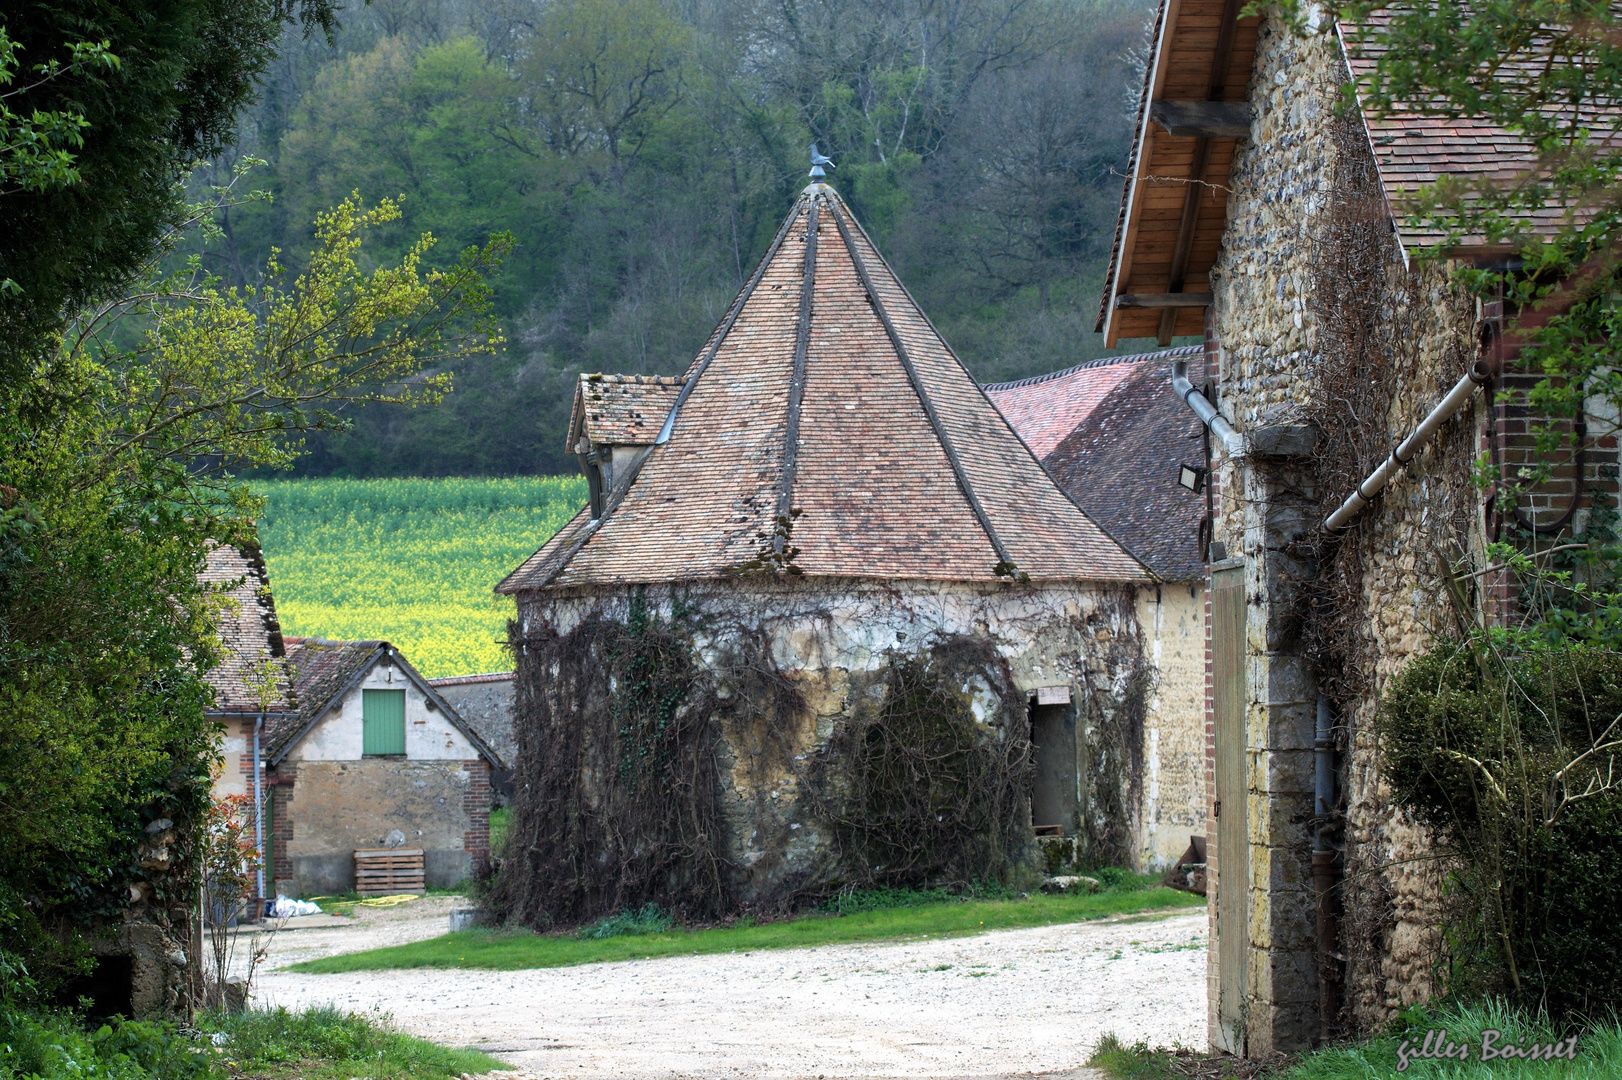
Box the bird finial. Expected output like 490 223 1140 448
809 143 835 180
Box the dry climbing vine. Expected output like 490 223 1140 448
487 590 731 929
1299 99 1479 1027
812 637 1034 890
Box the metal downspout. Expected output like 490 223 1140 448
254 714 266 914
1172 360 1244 455
1324 359 1492 530
1313 693 1342 1025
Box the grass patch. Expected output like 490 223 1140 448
1088 1001 1622 1080
489 806 512 853
203 1005 507 1080
1281 1001 1621 1080
288 878 1202 974
0 1005 506 1080
576 903 673 939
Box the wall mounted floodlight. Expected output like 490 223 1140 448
1178 464 1207 493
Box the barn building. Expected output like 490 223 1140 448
493 182 1209 927
265 638 502 897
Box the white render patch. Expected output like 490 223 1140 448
287 659 477 763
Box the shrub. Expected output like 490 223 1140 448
1379 637 1622 1018
0 1007 216 1080
575 904 673 940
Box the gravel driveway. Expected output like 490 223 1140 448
247 899 1207 1080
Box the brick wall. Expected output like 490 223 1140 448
270 775 295 886
463 759 491 860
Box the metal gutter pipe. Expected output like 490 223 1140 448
253 714 266 913
1172 360 1244 456
1324 360 1492 530
1313 692 1342 1023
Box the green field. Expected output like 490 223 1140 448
287 887 1205 974
256 477 586 678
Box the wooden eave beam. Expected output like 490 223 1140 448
1157 0 1245 346
1118 292 1215 308
1151 100 1253 139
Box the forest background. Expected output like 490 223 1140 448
201 0 1156 477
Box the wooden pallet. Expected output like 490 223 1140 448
353 848 425 896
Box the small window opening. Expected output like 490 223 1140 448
1029 696 1078 836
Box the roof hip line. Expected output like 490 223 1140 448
514 195 809 591
656 193 804 446
826 202 1022 579
775 194 821 555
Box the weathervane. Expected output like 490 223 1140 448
809 143 835 179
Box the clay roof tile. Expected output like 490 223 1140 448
500 185 1151 592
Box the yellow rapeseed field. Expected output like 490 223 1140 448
256 476 586 677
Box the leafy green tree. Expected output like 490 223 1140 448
0 190 508 990
0 0 343 378
191 0 1157 478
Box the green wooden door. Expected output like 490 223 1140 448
362 688 406 755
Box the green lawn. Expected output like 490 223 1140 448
288 886 1204 974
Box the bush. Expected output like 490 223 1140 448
1379 638 1622 1018
575 903 673 940
0 1007 216 1080
200 1005 505 1079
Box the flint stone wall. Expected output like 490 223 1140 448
1207 17 1477 1049
517 577 1196 897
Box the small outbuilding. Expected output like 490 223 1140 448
492 181 1201 930
265 638 503 897
985 344 1211 870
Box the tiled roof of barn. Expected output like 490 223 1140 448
269 637 384 753
200 541 294 715
499 184 1150 593
986 345 1202 460
1341 17 1581 246
987 347 1210 584
566 374 684 451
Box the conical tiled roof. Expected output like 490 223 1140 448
499 184 1149 592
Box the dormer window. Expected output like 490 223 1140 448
584 452 606 520
564 375 685 523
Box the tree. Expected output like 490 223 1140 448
0 0 344 379
0 188 509 989
515 0 693 178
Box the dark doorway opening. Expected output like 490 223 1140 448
1029 699 1077 835
58 954 133 1020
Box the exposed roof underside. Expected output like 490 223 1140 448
987 346 1209 583
200 541 294 714
567 374 684 451
1098 0 1261 346
501 184 1149 593
1099 5 1549 346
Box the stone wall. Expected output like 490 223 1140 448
515 577 1201 901
1206 16 1481 1049
272 759 480 895
1137 583 1208 870
431 675 516 803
